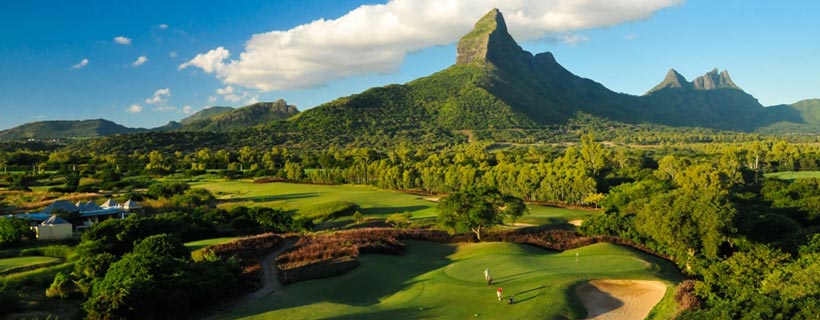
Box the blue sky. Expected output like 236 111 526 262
0 0 818 131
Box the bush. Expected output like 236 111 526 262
0 217 35 249
20 245 75 259
146 181 190 199
45 271 73 299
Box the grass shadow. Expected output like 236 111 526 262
574 282 624 318
222 192 318 203
226 241 457 318
360 205 430 215
323 306 440 320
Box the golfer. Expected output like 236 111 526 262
497 287 503 301
484 268 492 285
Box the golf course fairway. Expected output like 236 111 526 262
220 241 682 319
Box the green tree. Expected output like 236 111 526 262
437 188 524 241
0 217 34 248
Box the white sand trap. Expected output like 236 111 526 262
575 280 666 320
568 219 583 226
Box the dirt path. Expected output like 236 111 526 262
575 280 667 320
205 238 296 319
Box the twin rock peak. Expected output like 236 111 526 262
456 8 742 95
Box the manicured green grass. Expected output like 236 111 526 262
765 171 820 180
184 237 240 251
192 180 590 225
220 241 683 319
0 256 60 272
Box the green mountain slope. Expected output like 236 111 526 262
180 106 234 125
181 100 299 131
0 119 144 140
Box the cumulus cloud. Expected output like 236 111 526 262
215 86 258 104
178 47 229 73
132 55 148 67
71 58 89 69
126 103 143 113
182 105 193 114
208 96 218 104
154 105 177 112
169 51 178 58
114 36 132 45
145 88 171 105
560 33 590 45
180 0 681 91
159 24 169 30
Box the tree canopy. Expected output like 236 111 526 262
437 187 526 241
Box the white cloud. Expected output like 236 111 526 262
132 55 148 67
215 86 258 104
169 51 178 58
181 0 681 91
182 105 193 114
215 86 234 95
114 36 132 45
71 58 89 69
153 105 177 112
560 33 590 45
145 88 171 105
178 47 229 73
126 103 143 113
159 24 169 30
208 96 218 104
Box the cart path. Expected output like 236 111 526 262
206 238 296 319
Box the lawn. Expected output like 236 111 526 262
765 171 820 180
192 180 591 225
184 237 240 251
0 256 60 272
220 241 683 319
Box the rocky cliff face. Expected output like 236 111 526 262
455 8 528 66
692 68 741 91
647 69 693 93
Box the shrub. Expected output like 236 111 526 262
675 279 701 312
146 181 190 199
20 245 75 259
0 217 34 249
45 271 74 299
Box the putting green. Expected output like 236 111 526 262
220 241 681 319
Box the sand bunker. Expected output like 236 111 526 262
575 280 666 320
568 219 583 226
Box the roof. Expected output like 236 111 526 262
101 198 119 208
121 199 141 209
42 200 79 214
80 208 124 217
80 200 102 211
42 216 70 225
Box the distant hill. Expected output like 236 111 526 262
180 100 299 131
0 119 145 140
179 106 234 125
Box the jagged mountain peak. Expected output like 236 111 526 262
647 68 692 94
692 68 741 91
648 68 742 95
456 8 525 66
